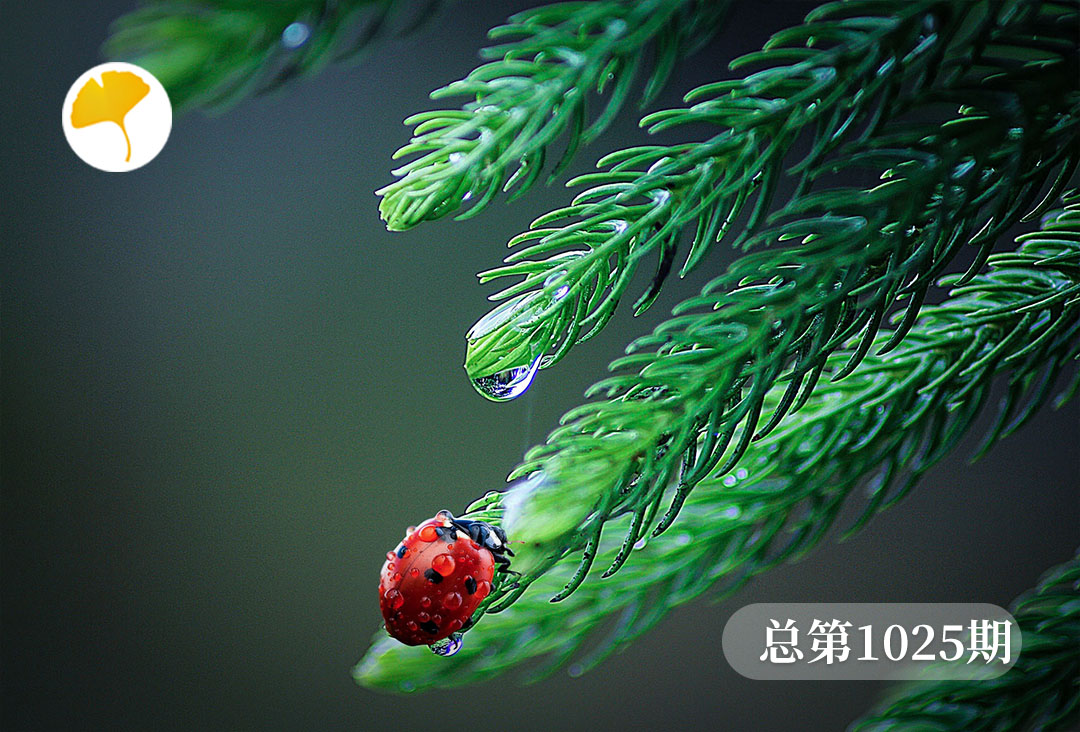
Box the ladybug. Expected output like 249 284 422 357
379 510 513 649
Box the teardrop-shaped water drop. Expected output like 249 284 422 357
429 632 464 657
470 355 541 402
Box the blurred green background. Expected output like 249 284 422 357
2 1 1077 730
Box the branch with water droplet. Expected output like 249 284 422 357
355 210 1080 690
459 0 1007 396
456 7 1080 599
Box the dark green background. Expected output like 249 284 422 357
3 2 1077 730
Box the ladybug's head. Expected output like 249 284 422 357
437 511 514 568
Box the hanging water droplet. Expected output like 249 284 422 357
429 632 464 657
470 355 542 402
281 22 311 49
465 266 575 401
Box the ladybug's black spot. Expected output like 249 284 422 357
396 545 407 558
424 569 444 584
420 620 439 635
464 576 477 595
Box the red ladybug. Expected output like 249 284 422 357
379 510 513 650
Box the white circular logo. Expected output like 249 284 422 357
62 62 172 172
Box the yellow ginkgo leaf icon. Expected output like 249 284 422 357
70 70 150 162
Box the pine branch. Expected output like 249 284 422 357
105 0 433 114
851 551 1080 732
354 202 1080 690
376 0 729 231
465 0 1080 386
466 0 1080 593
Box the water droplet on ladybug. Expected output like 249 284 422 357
385 551 395 561
418 525 439 542
384 588 404 610
432 614 443 625
421 596 432 609
409 568 420 577
392 572 402 582
450 619 463 631
447 543 455 551
476 580 491 598
429 633 464 657
443 592 463 610
432 554 456 576
406 525 416 535
418 611 430 622
406 620 418 631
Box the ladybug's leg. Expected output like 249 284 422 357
493 553 519 576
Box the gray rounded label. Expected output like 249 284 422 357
722 603 1020 680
